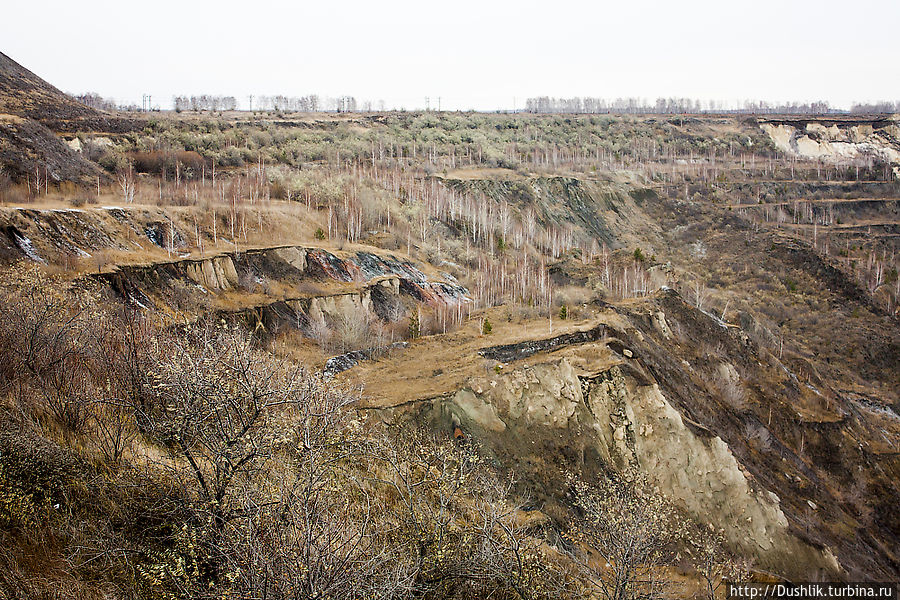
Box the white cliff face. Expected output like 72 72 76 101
502 361 582 428
451 389 506 433
761 121 900 166
184 256 239 290
272 246 307 272
450 358 841 576
305 277 400 326
308 290 373 325
605 375 788 554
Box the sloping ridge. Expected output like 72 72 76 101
0 50 99 125
0 50 143 132
0 51 140 182
0 114 104 182
366 291 898 579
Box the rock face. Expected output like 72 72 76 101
98 245 468 344
324 342 409 379
478 325 607 363
184 256 239 291
589 368 836 569
760 118 900 167
381 291 894 579
433 358 841 578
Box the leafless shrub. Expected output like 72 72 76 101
712 367 748 412
307 313 332 351
694 530 753 600
333 309 373 352
744 422 773 452
371 431 574 599
89 399 137 464
0 264 97 432
145 324 357 530
40 359 92 433
565 470 682 600
329 310 389 353
468 473 576 599
238 268 260 292
224 466 414 600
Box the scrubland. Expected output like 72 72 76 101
1 108 899 597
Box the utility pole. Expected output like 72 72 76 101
249 95 254 111
425 96 430 111
437 96 441 112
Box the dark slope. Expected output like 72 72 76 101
0 50 98 124
0 51 141 183
0 51 142 132
0 115 103 182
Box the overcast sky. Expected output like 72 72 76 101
3 0 898 111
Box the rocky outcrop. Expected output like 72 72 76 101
102 245 465 308
183 256 239 290
478 325 607 363
760 118 900 167
369 289 891 579
431 357 841 579
588 367 838 571
223 276 400 337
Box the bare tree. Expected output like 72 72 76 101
117 165 136 203
224 465 415 600
688 280 712 311
695 532 752 600
566 471 682 600
146 325 354 533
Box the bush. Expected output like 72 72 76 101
130 150 208 178
482 318 493 335
314 227 326 240
408 310 421 339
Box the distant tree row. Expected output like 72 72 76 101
173 95 239 112
254 95 362 112
254 94 321 112
525 96 707 114
172 95 366 112
74 91 899 115
850 101 900 114
71 92 140 112
524 96 899 115
72 92 118 111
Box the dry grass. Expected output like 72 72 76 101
341 304 623 408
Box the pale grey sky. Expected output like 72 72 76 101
3 0 898 111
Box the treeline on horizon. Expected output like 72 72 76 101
524 96 900 115
74 93 373 113
72 91 900 115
